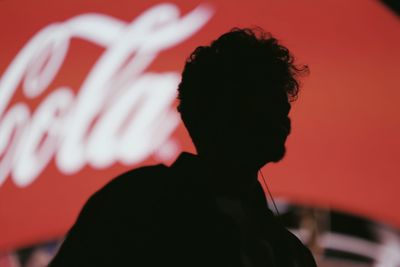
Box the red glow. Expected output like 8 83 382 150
0 0 399 251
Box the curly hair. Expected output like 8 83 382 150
177 27 308 148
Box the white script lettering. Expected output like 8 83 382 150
0 3 213 187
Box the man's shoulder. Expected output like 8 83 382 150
50 164 176 266
93 152 197 203
89 163 171 206
69 163 175 236
102 164 169 191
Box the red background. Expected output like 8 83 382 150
0 0 399 251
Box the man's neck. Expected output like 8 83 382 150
196 154 260 197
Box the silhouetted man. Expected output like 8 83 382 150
49 28 316 267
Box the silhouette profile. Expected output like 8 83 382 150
49 28 316 267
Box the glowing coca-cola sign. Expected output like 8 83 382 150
0 3 212 188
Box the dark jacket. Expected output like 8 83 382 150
49 152 317 267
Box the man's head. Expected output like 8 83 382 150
177 28 308 172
